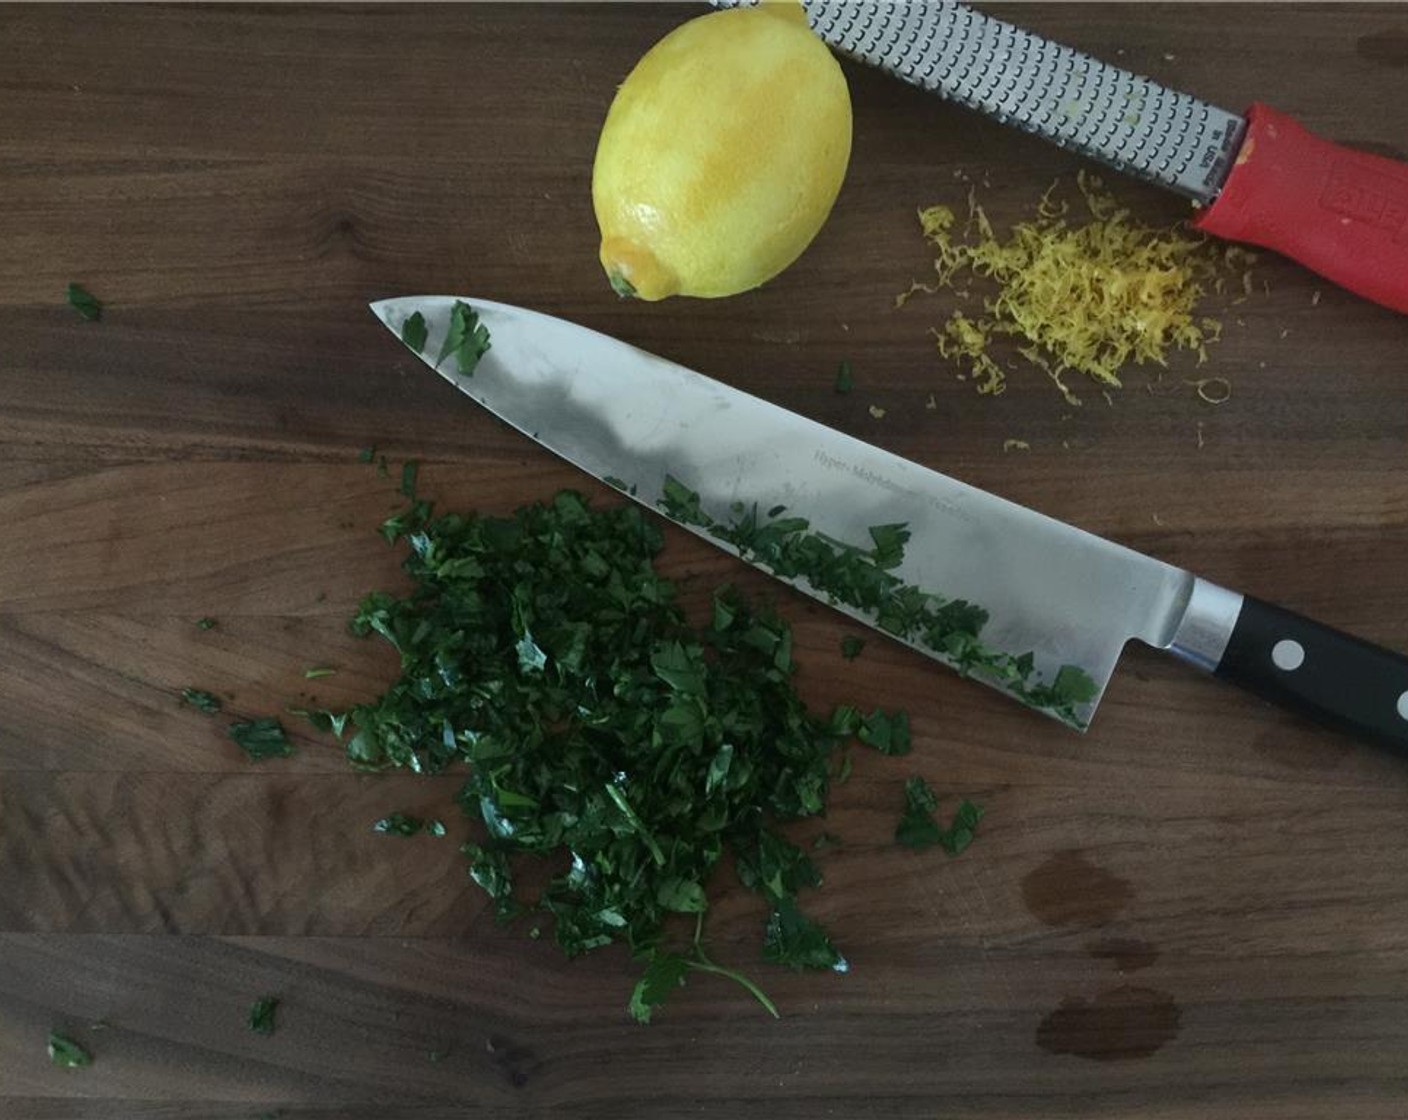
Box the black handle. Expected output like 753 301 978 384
1217 596 1408 752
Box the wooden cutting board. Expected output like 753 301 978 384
3 4 1407 1117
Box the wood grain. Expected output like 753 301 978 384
3 3 1408 1117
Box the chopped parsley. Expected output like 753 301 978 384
763 899 847 972
332 488 899 1021
228 718 294 760
400 460 419 499
657 475 1098 727
181 688 222 714
400 311 428 354
436 301 491 375
47 1030 92 1069
195 617 218 631
834 360 854 394
858 708 911 755
292 708 348 738
304 667 336 680
840 635 865 660
357 446 376 464
66 283 101 321
895 776 984 854
372 812 445 837
248 996 280 1036
628 951 689 1025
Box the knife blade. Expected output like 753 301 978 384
716 0 1408 316
371 296 1408 751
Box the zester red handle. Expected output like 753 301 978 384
1193 103 1408 316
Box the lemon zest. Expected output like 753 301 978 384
916 173 1243 399
894 279 939 309
1186 377 1232 405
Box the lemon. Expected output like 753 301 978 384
592 5 852 301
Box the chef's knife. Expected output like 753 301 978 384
716 0 1408 316
372 296 1408 751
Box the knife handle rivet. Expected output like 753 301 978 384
1397 690 1408 722
1271 639 1306 672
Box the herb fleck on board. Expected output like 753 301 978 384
248 996 280 1036
228 719 294 760
66 283 101 321
181 688 222 714
47 1031 92 1069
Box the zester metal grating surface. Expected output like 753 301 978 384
723 1 1247 203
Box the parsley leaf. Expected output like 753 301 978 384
195 616 218 630
867 523 911 571
304 666 335 679
1052 664 1100 705
655 877 708 913
436 301 491 375
181 688 222 714
649 640 706 695
660 474 710 527
357 446 376 464
228 718 294 760
942 798 985 855
628 952 689 1025
297 708 348 738
895 776 943 848
66 283 101 321
47 1030 92 1069
840 635 865 660
400 311 429 353
858 708 911 755
248 996 280 1036
762 899 848 973
735 832 821 904
400 460 419 499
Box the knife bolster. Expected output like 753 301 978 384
1168 578 1244 673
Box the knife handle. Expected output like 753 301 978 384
1213 595 1408 752
1193 103 1408 316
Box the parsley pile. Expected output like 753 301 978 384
335 487 919 1022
